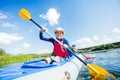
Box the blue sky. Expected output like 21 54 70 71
0 0 120 54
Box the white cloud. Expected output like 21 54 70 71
93 36 99 41
103 35 107 38
13 43 31 54
72 34 119 49
0 12 8 19
0 32 23 44
112 28 120 34
72 28 120 49
101 35 112 44
72 37 93 48
1 22 18 29
22 43 30 49
39 8 60 26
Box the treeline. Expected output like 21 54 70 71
78 42 120 53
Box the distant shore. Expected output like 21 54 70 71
78 42 120 53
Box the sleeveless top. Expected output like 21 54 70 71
53 41 67 58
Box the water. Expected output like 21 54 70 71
77 48 120 80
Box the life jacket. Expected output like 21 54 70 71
53 40 67 58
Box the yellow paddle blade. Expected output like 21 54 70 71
87 64 116 80
18 8 31 20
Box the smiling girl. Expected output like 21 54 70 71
39 27 72 64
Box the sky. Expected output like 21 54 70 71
0 0 120 54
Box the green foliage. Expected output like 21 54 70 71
78 42 120 53
91 43 119 51
0 48 6 55
0 53 51 68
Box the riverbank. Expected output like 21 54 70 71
0 53 51 68
78 41 120 53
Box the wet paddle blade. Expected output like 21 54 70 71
18 8 31 20
87 64 116 80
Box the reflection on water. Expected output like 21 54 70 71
77 48 120 80
0 63 23 69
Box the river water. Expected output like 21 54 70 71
77 48 120 80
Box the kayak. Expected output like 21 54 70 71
0 53 84 80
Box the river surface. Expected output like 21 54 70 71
77 48 120 80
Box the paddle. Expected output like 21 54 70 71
18 8 116 80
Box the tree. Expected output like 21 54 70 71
0 48 6 55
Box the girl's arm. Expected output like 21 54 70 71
39 32 54 43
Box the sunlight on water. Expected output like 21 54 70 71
77 48 120 80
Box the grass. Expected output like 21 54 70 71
0 53 51 68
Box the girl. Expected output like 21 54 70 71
40 27 72 64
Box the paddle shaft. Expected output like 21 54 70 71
77 52 86 57
81 53 86 58
30 19 87 65
79 52 91 59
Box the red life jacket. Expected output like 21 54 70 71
53 41 67 58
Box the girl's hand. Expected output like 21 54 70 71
63 44 68 49
40 27 47 32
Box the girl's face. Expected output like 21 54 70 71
55 31 63 39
